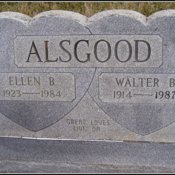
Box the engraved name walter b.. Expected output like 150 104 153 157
26 39 151 64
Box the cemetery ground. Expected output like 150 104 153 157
0 2 175 17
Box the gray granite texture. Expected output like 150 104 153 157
0 138 175 173
0 9 175 173
0 11 95 132
0 9 174 142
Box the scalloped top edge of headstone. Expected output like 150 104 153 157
0 9 175 26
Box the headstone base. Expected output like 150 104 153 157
0 137 175 173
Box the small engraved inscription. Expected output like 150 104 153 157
66 118 110 133
0 73 75 101
99 73 175 103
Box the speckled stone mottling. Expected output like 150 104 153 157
0 9 175 173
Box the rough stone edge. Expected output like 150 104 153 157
0 11 31 24
33 10 88 26
0 9 175 26
148 9 175 22
88 9 147 25
0 10 88 26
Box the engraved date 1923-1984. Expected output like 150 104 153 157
0 73 75 102
3 89 61 98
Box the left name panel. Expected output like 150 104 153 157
0 73 75 101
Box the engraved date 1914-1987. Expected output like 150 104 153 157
99 74 175 103
113 90 175 100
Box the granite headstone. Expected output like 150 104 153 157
0 10 175 172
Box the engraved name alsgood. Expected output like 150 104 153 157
0 73 75 101
14 35 162 68
99 73 175 103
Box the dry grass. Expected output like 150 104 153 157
0 2 175 17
